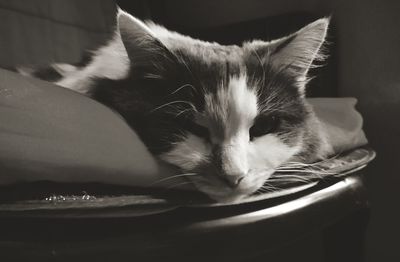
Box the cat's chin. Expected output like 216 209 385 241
191 181 262 203
187 170 273 203
207 193 249 204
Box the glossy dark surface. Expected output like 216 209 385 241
0 147 375 218
0 173 370 261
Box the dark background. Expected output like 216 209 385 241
0 0 399 261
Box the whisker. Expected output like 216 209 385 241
257 186 280 194
256 187 269 194
150 100 197 113
270 175 313 183
173 107 195 117
165 181 193 190
260 186 278 192
276 167 328 174
170 83 196 95
283 154 341 167
149 173 198 186
250 48 266 87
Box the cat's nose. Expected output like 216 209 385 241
223 175 245 188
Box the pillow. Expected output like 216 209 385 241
308 97 368 154
0 69 367 187
0 69 175 186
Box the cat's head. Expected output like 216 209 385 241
115 10 329 202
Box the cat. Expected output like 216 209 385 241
19 9 333 202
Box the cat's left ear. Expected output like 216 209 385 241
117 9 174 72
249 18 329 84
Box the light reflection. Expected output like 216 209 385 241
191 177 361 230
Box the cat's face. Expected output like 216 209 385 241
158 73 307 202
116 11 328 202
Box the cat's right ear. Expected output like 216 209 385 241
117 9 174 71
244 18 329 93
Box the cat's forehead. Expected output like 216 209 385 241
171 42 244 78
174 43 242 63
200 74 259 142
149 23 243 64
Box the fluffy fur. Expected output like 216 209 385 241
19 10 333 202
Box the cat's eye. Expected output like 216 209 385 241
187 122 210 140
249 115 280 140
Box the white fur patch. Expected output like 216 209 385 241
225 75 259 138
56 34 130 94
211 75 258 176
204 75 258 143
53 63 77 74
249 134 302 170
160 134 211 171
